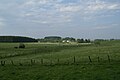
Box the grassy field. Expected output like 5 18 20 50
0 41 120 80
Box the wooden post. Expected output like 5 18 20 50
98 57 100 62
107 55 110 63
19 63 22 66
41 59 43 64
4 61 5 65
31 59 33 65
88 56 92 63
19 60 22 66
31 59 35 65
1 61 2 66
57 59 59 64
33 60 35 64
11 60 14 65
1 61 5 66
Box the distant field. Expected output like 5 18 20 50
0 41 120 80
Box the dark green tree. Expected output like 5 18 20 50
77 38 84 43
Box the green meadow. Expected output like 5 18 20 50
0 41 120 80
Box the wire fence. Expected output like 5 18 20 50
0 55 120 66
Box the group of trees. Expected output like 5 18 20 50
77 39 91 43
62 37 76 42
0 36 92 43
0 36 37 42
37 36 62 43
37 36 91 43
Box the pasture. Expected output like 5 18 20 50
0 41 120 80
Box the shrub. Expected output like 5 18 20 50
14 47 18 49
19 43 25 48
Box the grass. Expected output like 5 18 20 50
0 64 120 80
0 41 120 80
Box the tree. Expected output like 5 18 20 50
0 36 37 42
77 38 84 43
77 39 81 43
44 36 62 42
85 39 91 43
63 37 76 42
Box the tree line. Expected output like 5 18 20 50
1 36 116 43
37 36 91 43
0 36 37 42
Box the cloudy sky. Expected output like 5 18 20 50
0 0 120 39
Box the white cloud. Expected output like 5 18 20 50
86 0 120 11
93 24 118 30
107 4 120 9
0 18 5 27
0 22 4 26
0 18 5 21
38 0 52 4
16 0 120 24
0 22 5 30
94 26 112 30
87 3 105 11
25 0 35 5
58 5 80 12
19 0 74 24
31 20 49 24
0 0 120 38
23 0 57 6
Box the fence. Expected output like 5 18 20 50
0 55 119 66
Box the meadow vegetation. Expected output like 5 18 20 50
0 40 120 80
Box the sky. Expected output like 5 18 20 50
0 0 120 39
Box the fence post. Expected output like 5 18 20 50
1 61 2 66
41 59 43 65
107 55 110 63
98 57 100 62
88 56 92 63
1 61 5 66
57 59 59 64
31 59 32 64
19 63 22 66
34 60 35 64
31 59 36 65
4 61 5 65
11 60 14 65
